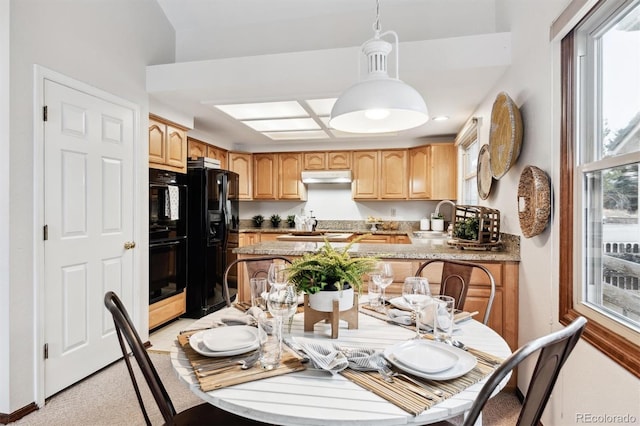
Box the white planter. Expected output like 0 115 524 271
431 218 445 231
307 287 354 312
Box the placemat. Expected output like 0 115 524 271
177 332 306 391
341 361 495 416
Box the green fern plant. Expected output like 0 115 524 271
286 235 377 295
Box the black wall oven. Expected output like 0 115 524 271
149 168 187 305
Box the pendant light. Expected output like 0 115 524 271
329 0 428 134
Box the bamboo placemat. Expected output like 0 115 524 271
341 360 495 416
177 332 306 392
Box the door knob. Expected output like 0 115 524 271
124 241 136 250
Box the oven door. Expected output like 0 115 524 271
149 238 187 304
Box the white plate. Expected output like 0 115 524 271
189 327 259 357
384 340 477 380
202 325 258 351
387 340 458 373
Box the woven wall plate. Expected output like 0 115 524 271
489 92 523 179
518 165 550 238
477 144 493 200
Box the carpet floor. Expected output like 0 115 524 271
13 352 521 425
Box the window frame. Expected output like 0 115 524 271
456 118 480 204
559 0 640 378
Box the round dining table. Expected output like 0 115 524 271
170 304 512 425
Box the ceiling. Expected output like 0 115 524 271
150 0 511 151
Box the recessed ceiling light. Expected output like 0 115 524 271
242 118 320 132
211 101 308 120
432 115 449 121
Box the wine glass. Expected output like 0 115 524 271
266 283 298 363
267 262 289 288
402 277 431 338
371 262 394 312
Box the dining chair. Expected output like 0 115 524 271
222 256 293 306
463 316 587 426
103 291 269 425
414 259 496 324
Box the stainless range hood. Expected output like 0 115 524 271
301 170 352 184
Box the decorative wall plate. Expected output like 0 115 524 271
517 166 551 238
489 92 523 179
477 144 492 200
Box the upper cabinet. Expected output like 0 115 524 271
352 150 406 199
303 151 351 170
254 153 306 200
228 152 253 200
149 115 188 173
187 137 228 169
408 143 457 200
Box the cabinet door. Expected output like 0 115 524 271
429 144 457 200
228 152 253 200
148 118 166 165
380 150 407 199
253 153 278 199
328 151 351 169
357 235 391 244
207 146 227 169
279 153 306 200
187 138 207 159
352 151 378 199
408 146 430 199
392 235 411 244
303 152 326 170
165 125 187 172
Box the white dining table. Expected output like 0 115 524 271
169 305 512 425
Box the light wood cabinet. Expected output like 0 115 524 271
149 115 188 173
380 150 407 199
228 152 253 200
187 137 207 159
207 145 227 169
149 291 186 330
328 151 351 169
239 232 260 246
303 152 326 170
408 143 457 200
357 234 392 244
352 151 379 199
253 153 306 200
278 153 306 200
188 137 228 169
392 235 411 244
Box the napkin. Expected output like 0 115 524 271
295 340 382 375
220 306 263 326
387 308 434 330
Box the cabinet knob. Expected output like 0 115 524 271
124 241 136 250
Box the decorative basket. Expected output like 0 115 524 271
518 166 550 238
452 205 501 244
489 92 523 180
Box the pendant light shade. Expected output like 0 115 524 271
329 2 428 134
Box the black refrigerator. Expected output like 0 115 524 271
186 159 240 318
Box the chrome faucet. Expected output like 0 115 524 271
434 200 456 225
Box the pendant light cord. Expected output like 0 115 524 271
373 0 381 35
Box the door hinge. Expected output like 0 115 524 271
43 224 48 241
43 105 48 122
44 343 49 360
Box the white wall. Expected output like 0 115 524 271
478 1 639 424
240 184 451 223
4 0 174 413
0 0 10 415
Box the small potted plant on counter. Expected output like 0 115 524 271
252 214 264 228
270 214 281 228
287 236 377 312
286 214 296 228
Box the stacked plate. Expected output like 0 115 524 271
189 326 259 357
383 340 476 380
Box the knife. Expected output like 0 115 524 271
283 337 310 363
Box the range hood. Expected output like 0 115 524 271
301 170 352 184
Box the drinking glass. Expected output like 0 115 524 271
267 262 289 288
432 295 455 342
368 279 381 308
266 283 298 367
402 277 431 339
371 262 394 311
250 277 267 309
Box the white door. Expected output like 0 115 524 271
43 79 136 397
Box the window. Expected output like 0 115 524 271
560 0 640 376
456 118 480 204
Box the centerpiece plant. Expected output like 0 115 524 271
286 236 377 296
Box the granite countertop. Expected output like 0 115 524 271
239 227 409 235
234 233 520 262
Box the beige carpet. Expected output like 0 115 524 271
13 353 521 425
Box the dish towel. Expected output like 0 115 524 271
166 185 180 220
294 339 382 375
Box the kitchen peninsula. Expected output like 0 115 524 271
233 232 520 353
